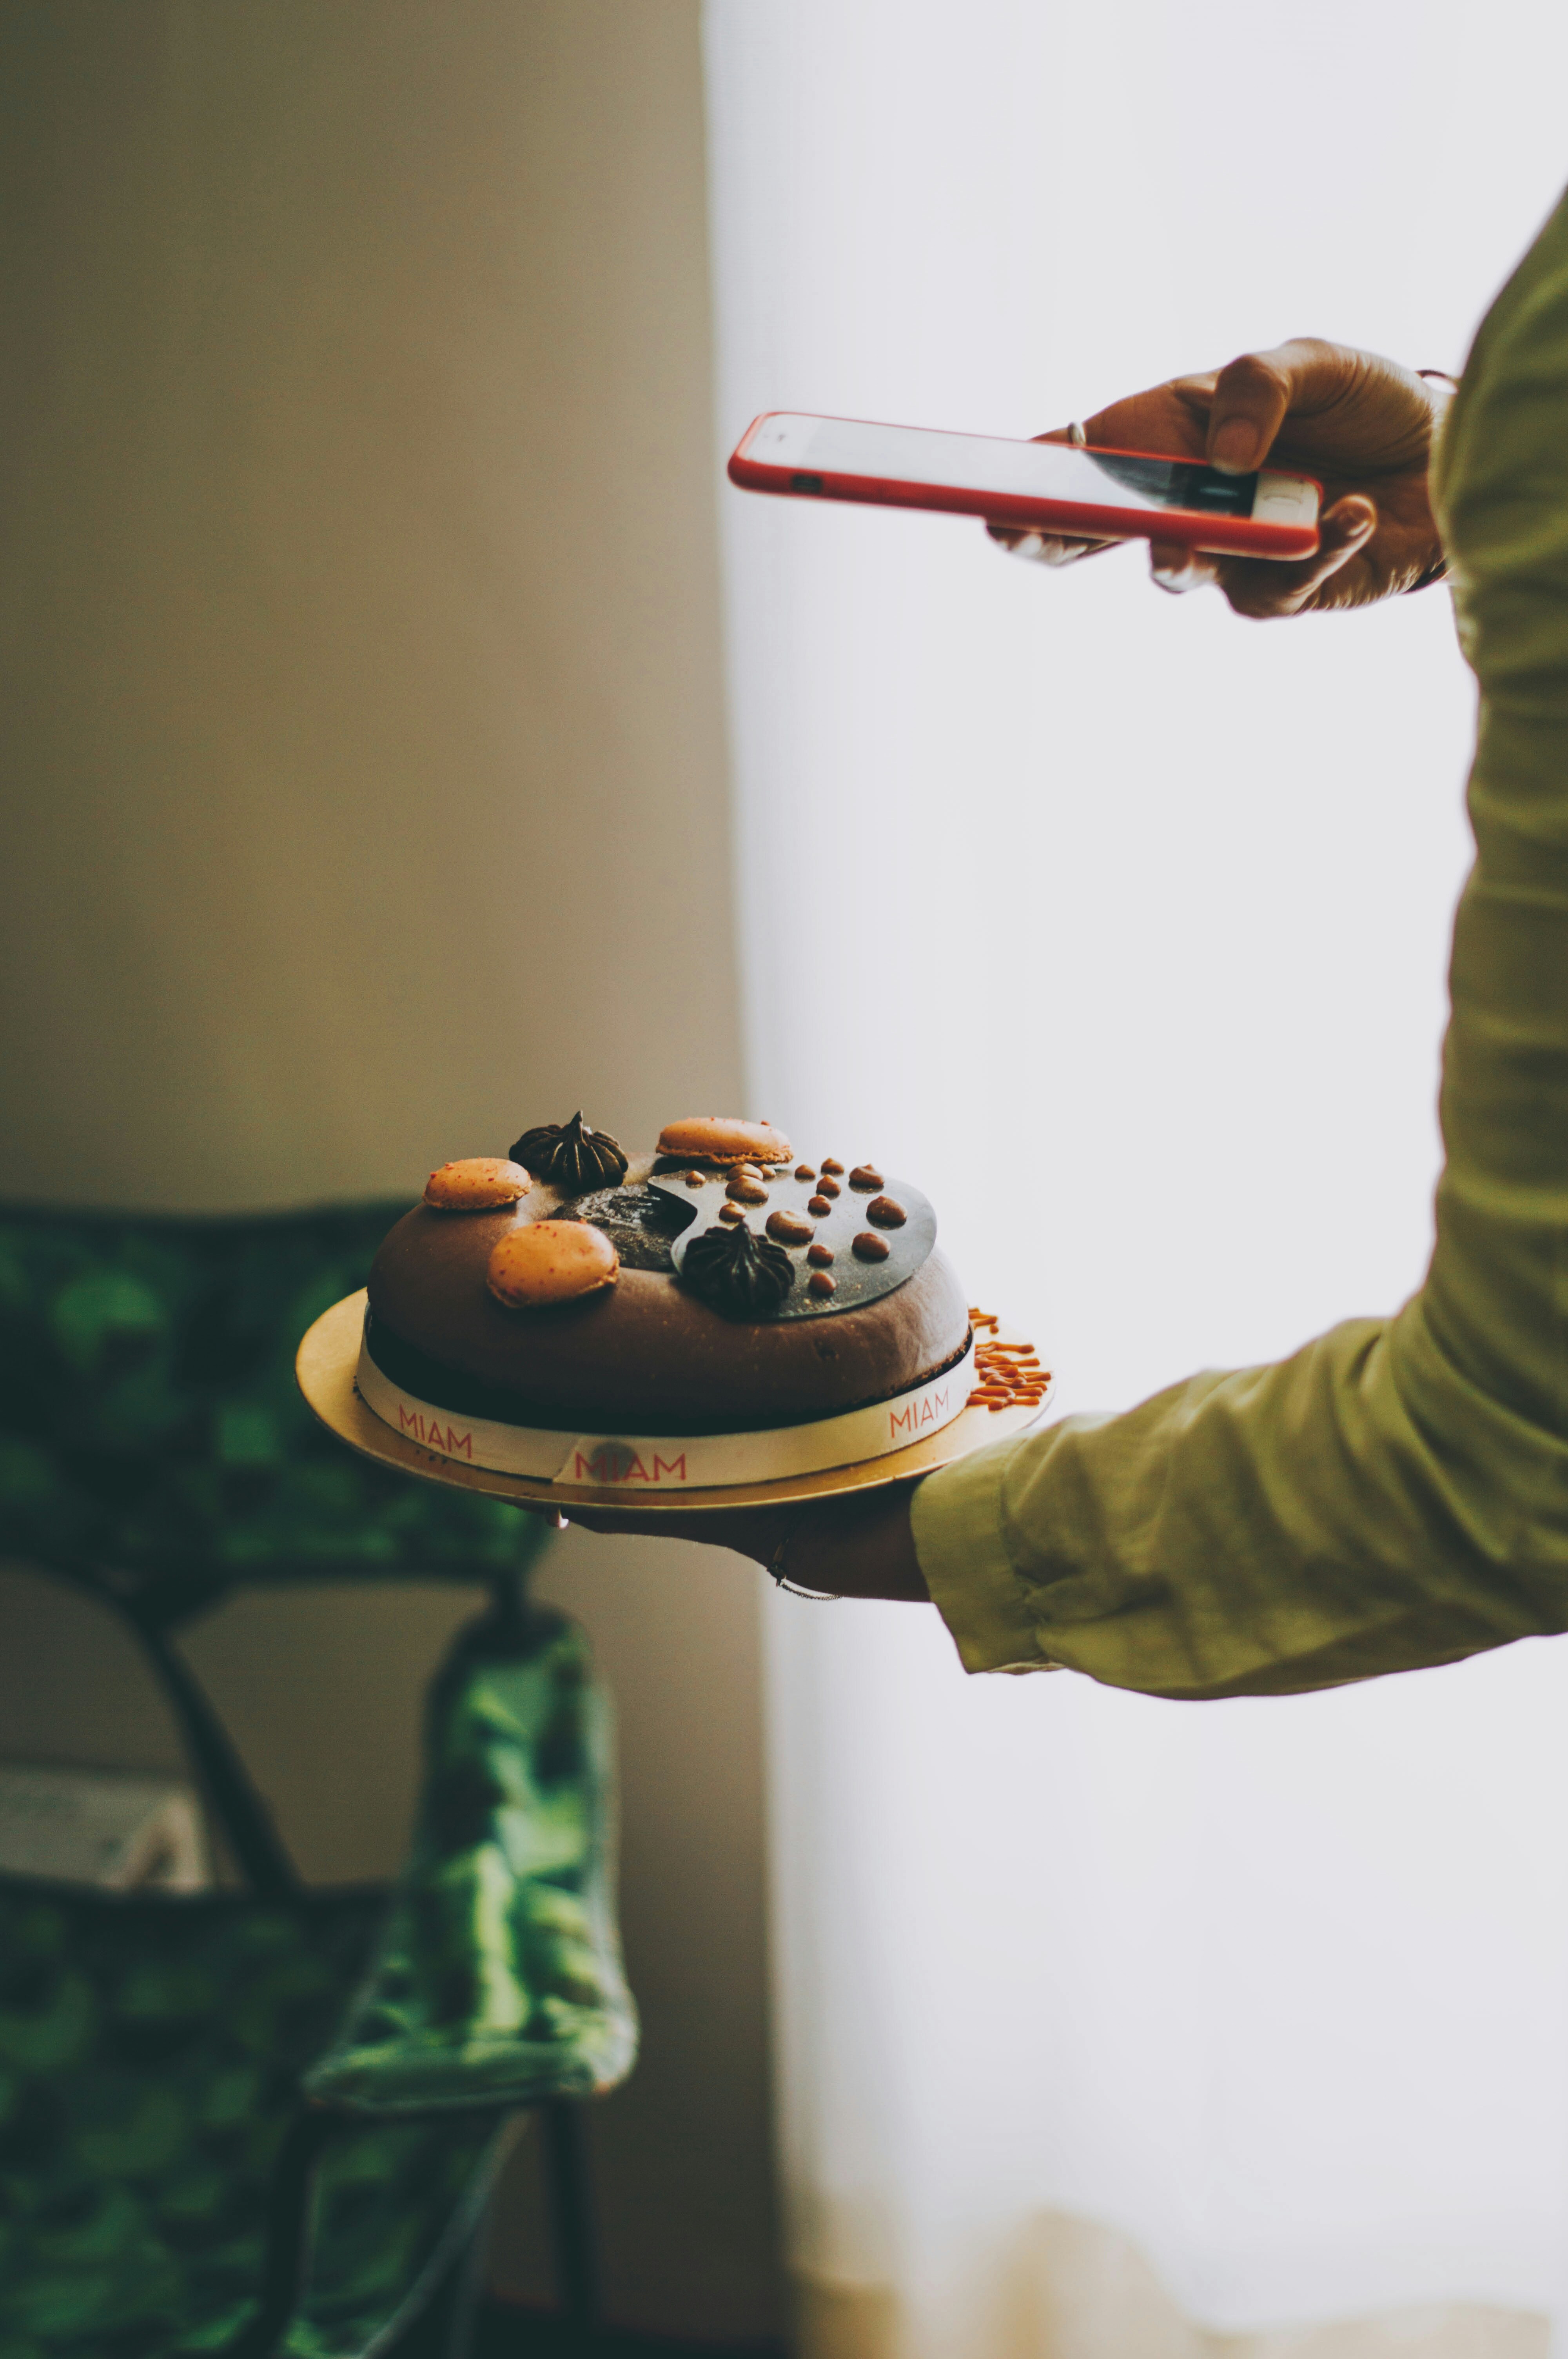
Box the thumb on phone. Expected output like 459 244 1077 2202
1206 351 1299 474
1204 338 1359 474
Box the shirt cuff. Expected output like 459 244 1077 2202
910 1436 1054 1674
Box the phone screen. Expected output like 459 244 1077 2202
772 416 1259 516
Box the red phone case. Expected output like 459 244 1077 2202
729 412 1321 562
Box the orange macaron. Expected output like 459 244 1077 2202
656 1117 793 1167
486 1220 620 1309
423 1157 531 1211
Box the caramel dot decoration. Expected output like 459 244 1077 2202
718 1202 746 1223
766 1209 814 1246
807 1242 834 1267
815 1176 841 1199
425 1157 531 1212
808 1270 836 1298
866 1196 907 1229
849 1165 884 1192
795 1164 816 1181
487 1219 618 1308
807 1194 832 1217
820 1158 845 1176
726 1175 769 1205
852 1232 890 1262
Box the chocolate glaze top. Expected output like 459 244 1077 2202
367 1152 967 1433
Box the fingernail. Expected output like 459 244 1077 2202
1210 419 1259 474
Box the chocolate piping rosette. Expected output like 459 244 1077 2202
680 1220 796 1318
508 1112 628 1194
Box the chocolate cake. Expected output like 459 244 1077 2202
359 1113 973 1485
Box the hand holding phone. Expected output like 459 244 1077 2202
728 343 1449 618
731 411 1321 562
1004 340 1450 617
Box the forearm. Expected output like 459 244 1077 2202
911 1311 1563 1694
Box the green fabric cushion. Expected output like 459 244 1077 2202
0 1880 498 2359
308 1609 637 2114
0 1205 542 1620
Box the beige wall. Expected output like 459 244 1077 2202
0 0 780 2339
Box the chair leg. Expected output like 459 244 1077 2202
379 2217 490 2359
441 2220 489 2359
220 2106 334 2359
541 2099 601 2331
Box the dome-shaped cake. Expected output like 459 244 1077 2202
359 1116 973 1487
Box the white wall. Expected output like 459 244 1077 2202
0 2 780 2337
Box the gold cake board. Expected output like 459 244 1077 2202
296 1291 1051 1518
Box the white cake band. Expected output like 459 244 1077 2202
355 1321 976 1489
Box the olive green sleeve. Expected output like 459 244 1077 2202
913 189 1568 1698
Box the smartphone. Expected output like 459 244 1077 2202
729 411 1321 561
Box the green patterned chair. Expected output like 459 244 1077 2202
0 1204 637 2359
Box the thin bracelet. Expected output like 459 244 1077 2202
767 1529 842 1601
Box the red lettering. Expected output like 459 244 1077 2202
570 1442 686 1485
575 1444 628 1483
444 1425 473 1458
890 1404 913 1436
399 1404 423 1438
